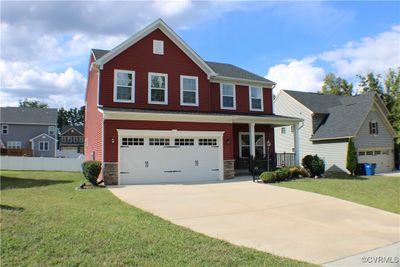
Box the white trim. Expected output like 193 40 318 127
220 83 236 110
117 129 225 184
180 75 199 106
249 86 264 111
153 40 164 55
48 125 56 136
29 133 57 142
102 109 302 126
94 19 217 77
148 72 168 105
276 90 314 115
210 76 275 88
61 126 84 135
238 132 265 158
2 124 8 135
113 69 135 103
0 122 57 126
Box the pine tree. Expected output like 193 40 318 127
346 138 358 176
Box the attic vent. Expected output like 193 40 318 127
153 40 164 55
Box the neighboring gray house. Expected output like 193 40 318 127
274 90 396 173
60 125 84 153
0 107 58 157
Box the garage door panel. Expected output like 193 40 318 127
358 148 394 173
119 135 221 184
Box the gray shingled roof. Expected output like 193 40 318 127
91 49 273 84
61 125 84 134
283 90 376 140
0 107 58 125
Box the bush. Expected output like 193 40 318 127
302 155 325 177
275 168 291 181
346 138 358 176
260 171 277 183
289 166 309 178
82 160 102 185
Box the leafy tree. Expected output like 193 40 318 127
357 72 383 94
346 138 358 176
57 106 85 130
383 68 400 141
321 73 353 96
19 99 48 108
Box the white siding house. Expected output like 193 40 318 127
274 90 396 174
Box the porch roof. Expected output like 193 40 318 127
99 107 302 127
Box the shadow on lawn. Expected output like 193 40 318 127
0 176 74 190
323 175 368 180
0 204 24 212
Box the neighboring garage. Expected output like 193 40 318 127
118 130 224 184
358 148 394 173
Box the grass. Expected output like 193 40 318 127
276 175 400 214
1 170 313 267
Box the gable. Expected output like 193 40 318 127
95 19 216 77
62 128 83 136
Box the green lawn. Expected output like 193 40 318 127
276 175 400 214
1 170 312 267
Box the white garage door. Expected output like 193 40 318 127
119 131 223 184
358 149 394 173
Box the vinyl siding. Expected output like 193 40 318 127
0 124 56 149
354 108 394 149
32 135 56 157
310 140 348 173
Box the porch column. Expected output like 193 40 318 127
293 123 300 165
249 122 256 159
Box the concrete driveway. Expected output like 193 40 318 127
109 178 400 265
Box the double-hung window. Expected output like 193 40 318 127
239 133 265 158
220 83 236 109
148 73 168 104
114 70 135 103
180 75 199 106
39 141 49 151
249 86 263 111
48 126 55 136
369 121 379 135
2 125 8 134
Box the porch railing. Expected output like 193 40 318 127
239 152 297 176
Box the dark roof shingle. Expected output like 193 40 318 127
0 107 58 125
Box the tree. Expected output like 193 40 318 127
346 138 358 176
57 106 85 130
357 72 383 94
383 68 400 141
19 99 48 108
321 73 353 96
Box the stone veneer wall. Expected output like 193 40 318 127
224 160 235 179
103 162 118 185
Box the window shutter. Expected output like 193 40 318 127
369 122 372 134
376 123 379 135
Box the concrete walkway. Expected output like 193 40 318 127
109 178 400 265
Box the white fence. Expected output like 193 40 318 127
0 156 84 172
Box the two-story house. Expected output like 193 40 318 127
274 90 396 174
60 125 84 154
85 19 301 185
0 107 58 157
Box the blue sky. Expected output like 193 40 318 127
1 1 399 108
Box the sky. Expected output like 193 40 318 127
1 1 399 109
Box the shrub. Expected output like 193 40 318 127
81 160 102 185
346 138 358 176
260 171 277 183
302 155 325 177
275 168 291 181
289 166 309 178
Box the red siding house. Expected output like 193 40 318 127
85 19 300 185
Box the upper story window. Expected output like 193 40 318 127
220 83 236 110
369 121 379 135
148 73 168 104
180 75 199 106
39 141 49 151
79 137 84 143
73 137 78 143
7 141 21 149
114 70 135 103
48 126 55 136
62 137 66 142
249 86 263 111
153 40 164 55
281 127 286 134
2 125 8 135
67 137 72 143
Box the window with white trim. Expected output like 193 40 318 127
153 40 164 55
114 70 135 102
67 137 72 143
48 126 55 136
199 139 217 146
358 151 365 156
175 139 194 146
369 121 378 135
149 138 170 146
79 137 83 143
281 127 286 134
62 137 66 142
39 141 49 151
148 73 168 104
2 125 8 134
73 137 78 143
239 133 265 158
7 141 21 149
249 86 263 111
122 138 144 146
180 76 198 106
220 84 236 109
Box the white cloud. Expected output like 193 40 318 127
152 0 191 16
266 57 325 95
0 60 86 108
319 25 400 77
